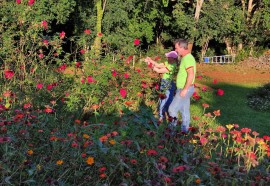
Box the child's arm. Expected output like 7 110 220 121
145 57 166 68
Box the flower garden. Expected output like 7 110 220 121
1 1 270 185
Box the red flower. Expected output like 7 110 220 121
120 88 127 98
0 137 11 143
241 128 251 133
16 0 21 4
99 173 107 178
112 70 117 77
36 83 43 89
148 62 153 68
87 76 95 83
41 20 48 30
99 167 107 172
60 31 65 39
84 29 91 35
97 32 103 37
192 92 200 100
75 62 81 68
44 107 53 113
217 89 224 96
154 56 161 61
4 70 14 79
130 159 137 164
80 49 85 54
163 177 171 183
202 86 207 91
213 79 218 84
159 156 168 163
146 149 157 156
172 165 186 173
28 0 34 6
124 73 129 79
134 38 140 46
47 84 53 91
197 75 203 79
263 135 270 141
126 55 133 64
58 64 67 72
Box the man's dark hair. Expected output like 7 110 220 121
174 39 188 50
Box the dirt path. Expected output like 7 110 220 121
197 63 270 85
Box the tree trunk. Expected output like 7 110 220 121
190 0 204 52
200 37 209 61
224 38 232 55
93 0 104 59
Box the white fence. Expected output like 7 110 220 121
203 55 235 64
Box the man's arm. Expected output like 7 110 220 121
180 67 194 97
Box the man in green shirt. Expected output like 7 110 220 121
168 39 196 133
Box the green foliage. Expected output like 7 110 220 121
247 83 270 112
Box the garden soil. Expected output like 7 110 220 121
197 57 270 85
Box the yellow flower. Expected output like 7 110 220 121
226 124 234 130
109 139 116 145
27 150 33 155
190 139 198 144
86 157 94 165
56 160 64 165
83 134 90 139
36 164 42 171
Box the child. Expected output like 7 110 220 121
145 51 178 123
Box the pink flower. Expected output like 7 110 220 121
60 31 65 39
16 0 21 4
213 79 218 84
36 84 43 89
200 137 208 145
119 88 127 98
4 70 14 79
148 63 153 68
87 76 95 83
80 49 85 54
134 38 140 46
202 86 207 92
124 73 129 79
43 40 49 46
192 92 200 100
39 54 44 59
28 0 34 6
217 89 224 96
81 78 85 84
84 29 91 35
155 84 159 90
197 75 202 79
41 20 48 30
126 56 133 64
0 137 11 143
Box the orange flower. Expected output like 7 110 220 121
124 101 133 106
99 135 108 142
213 110 221 116
91 104 99 110
27 149 33 155
195 178 201 184
109 139 116 145
86 156 94 165
56 160 64 165
99 173 106 178
83 134 90 139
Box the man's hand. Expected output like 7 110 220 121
180 89 187 97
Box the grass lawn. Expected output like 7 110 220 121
195 64 270 136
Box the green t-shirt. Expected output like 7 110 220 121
176 53 196 89
162 61 177 80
